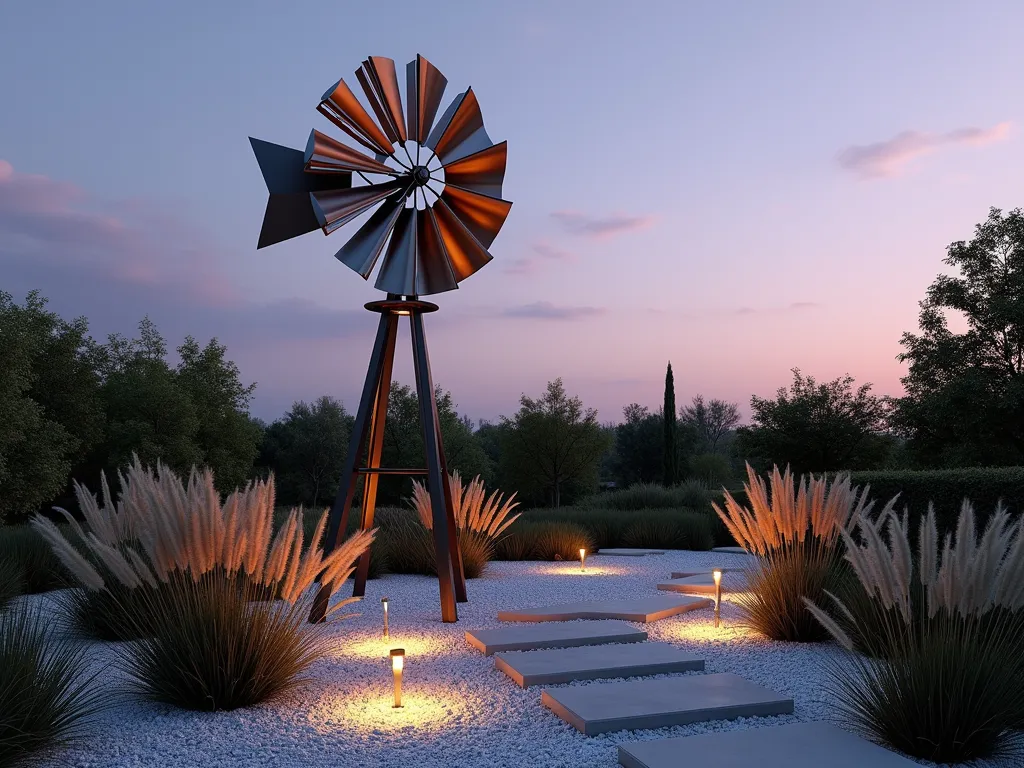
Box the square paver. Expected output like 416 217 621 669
495 641 704 688
542 673 793 735
617 721 921 767
465 620 647 656
497 596 710 623
658 574 717 595
670 567 742 579
596 548 666 557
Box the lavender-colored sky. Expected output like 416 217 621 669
1 1 1020 424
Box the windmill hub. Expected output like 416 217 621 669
411 165 431 186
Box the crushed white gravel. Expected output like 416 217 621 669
27 551 1012 768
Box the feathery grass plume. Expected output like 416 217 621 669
714 464 896 642
1 604 108 764
412 471 521 538
32 459 373 616
805 502 1024 762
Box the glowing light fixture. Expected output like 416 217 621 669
712 569 723 628
390 648 405 708
381 596 390 639
579 548 586 572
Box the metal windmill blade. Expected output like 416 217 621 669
249 54 512 296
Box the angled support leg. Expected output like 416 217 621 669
309 310 398 624
409 311 458 623
351 316 398 597
434 395 467 602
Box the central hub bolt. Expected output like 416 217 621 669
412 166 431 186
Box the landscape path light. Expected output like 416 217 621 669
381 596 390 639
579 548 587 572
391 648 405 708
713 569 723 628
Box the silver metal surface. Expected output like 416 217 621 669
374 208 418 294
310 178 407 234
251 53 512 295
334 189 410 278
406 55 447 144
442 141 507 198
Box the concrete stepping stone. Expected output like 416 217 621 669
597 548 666 557
618 721 920 767
657 574 718 595
497 595 711 623
466 620 646 656
542 673 793 735
494 641 704 688
670 567 742 579
712 546 750 554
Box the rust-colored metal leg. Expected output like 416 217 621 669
435 404 467 602
409 311 458 623
309 311 397 623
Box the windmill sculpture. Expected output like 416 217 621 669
250 55 511 623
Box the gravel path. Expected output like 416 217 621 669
28 551 1011 768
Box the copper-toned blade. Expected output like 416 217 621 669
374 208 418 294
319 78 393 157
439 184 512 249
430 197 493 282
415 207 458 295
249 137 351 249
310 178 407 235
442 141 507 198
426 88 493 165
357 58 406 145
406 55 447 144
304 130 397 176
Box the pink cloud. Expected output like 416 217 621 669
503 239 576 275
551 210 655 238
837 122 1011 179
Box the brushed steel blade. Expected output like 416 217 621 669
415 207 458 295
406 55 447 144
357 58 406 145
441 141 507 198
374 207 418 294
310 178 407 234
439 184 512 249
333 189 409 278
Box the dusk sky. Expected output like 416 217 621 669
2 1 1020 425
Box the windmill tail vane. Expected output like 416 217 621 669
250 54 512 297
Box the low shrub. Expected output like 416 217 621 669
0 604 107 764
0 526 67 594
529 521 594 561
620 509 715 551
807 503 1024 763
0 557 22 612
688 453 734 488
587 481 715 512
377 509 490 579
119 572 324 711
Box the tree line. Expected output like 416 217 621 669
2 207 1021 522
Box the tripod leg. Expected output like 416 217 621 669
352 316 398 595
435 401 467 602
309 311 395 624
409 311 458 623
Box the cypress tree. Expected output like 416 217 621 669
663 362 677 486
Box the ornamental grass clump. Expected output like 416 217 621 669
1 604 107 765
412 471 520 538
32 459 372 710
714 464 892 642
805 503 1024 763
